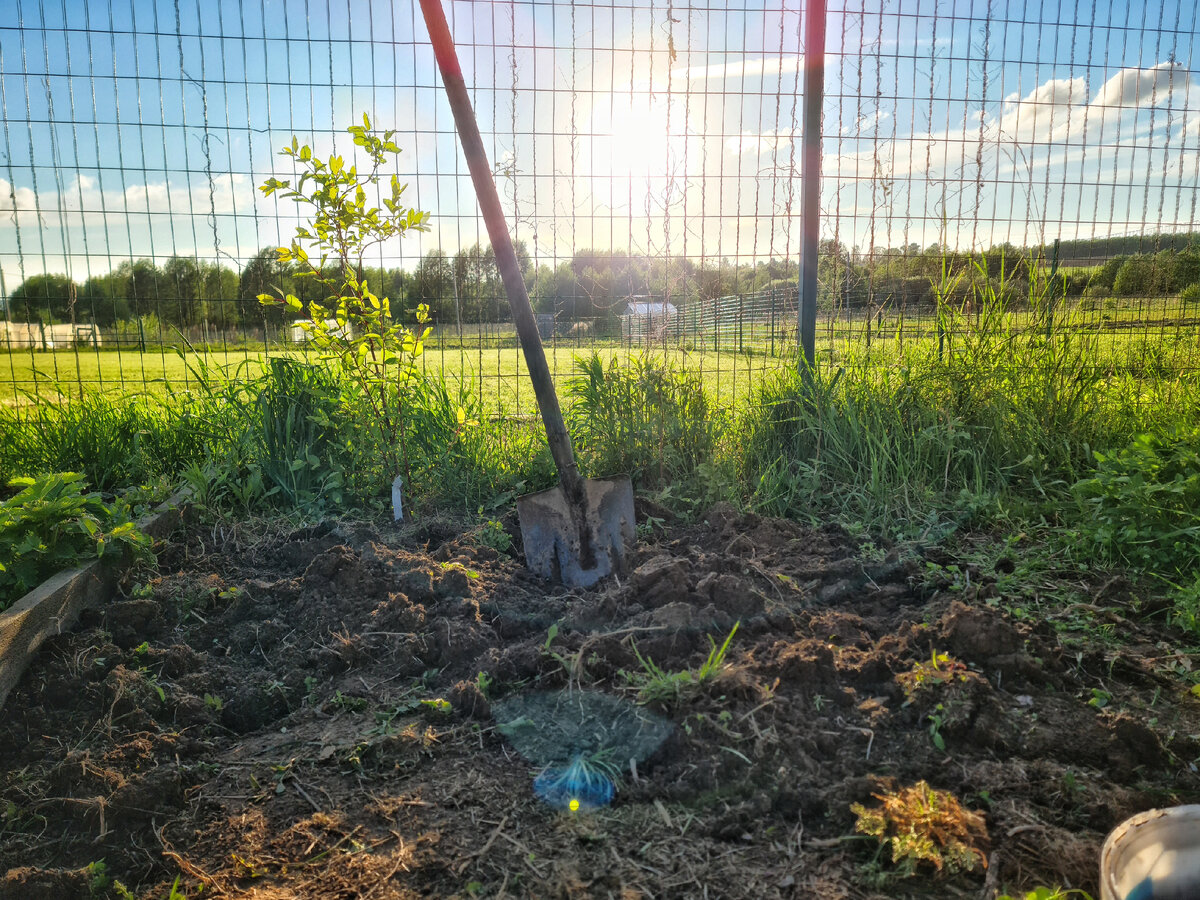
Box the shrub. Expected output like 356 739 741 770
1174 248 1200 290
1113 256 1153 296
1072 427 1200 575
1064 271 1090 296
1095 255 1125 290
1113 253 1174 296
1181 282 1200 303
257 114 432 490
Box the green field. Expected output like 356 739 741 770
3 292 1198 414
0 344 783 414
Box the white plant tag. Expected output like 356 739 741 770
391 475 404 521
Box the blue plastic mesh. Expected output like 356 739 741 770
533 755 618 811
493 690 672 811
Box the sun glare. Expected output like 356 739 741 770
586 95 691 192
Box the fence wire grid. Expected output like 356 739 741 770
1 0 1198 416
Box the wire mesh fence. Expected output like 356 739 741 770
1 0 1198 414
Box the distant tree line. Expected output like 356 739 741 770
1039 230 1200 264
7 234 1199 329
828 236 1200 308
3 244 800 329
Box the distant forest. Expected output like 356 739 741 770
1039 231 1200 265
5 231 1200 328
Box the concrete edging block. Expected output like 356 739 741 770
0 488 191 711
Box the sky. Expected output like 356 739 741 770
0 0 1198 291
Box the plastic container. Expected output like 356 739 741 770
1100 805 1200 900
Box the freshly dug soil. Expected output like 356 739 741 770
1 505 1197 899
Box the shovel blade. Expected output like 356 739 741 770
516 475 636 588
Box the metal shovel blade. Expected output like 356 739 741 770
517 475 636 588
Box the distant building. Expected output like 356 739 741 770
619 298 678 341
0 322 101 349
289 318 351 342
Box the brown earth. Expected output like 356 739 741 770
0 504 1197 899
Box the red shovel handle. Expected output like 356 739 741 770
417 0 585 505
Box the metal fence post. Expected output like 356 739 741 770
798 0 827 378
1046 237 1059 342
770 292 776 356
738 294 744 353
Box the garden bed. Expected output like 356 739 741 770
0 505 1197 898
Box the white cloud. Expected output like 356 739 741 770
1178 113 1200 141
1 173 254 233
730 110 895 159
840 109 891 136
726 129 798 156
0 172 267 281
994 76 1086 141
1091 61 1190 109
671 56 802 84
122 173 251 217
827 63 1197 183
0 179 43 228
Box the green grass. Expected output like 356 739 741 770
0 348 265 405
0 344 781 416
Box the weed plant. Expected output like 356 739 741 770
851 780 989 877
251 357 350 507
399 372 555 511
0 473 150 610
1071 426 1200 576
626 622 740 706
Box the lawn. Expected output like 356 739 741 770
4 294 1197 413
0 343 787 414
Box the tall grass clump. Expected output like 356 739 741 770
389 372 557 511
0 389 232 492
246 357 351 507
566 353 729 500
178 347 550 515
743 256 1196 535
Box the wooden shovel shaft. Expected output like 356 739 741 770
418 0 584 504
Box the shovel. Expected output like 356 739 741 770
419 0 636 588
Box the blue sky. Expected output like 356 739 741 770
1 0 1197 290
